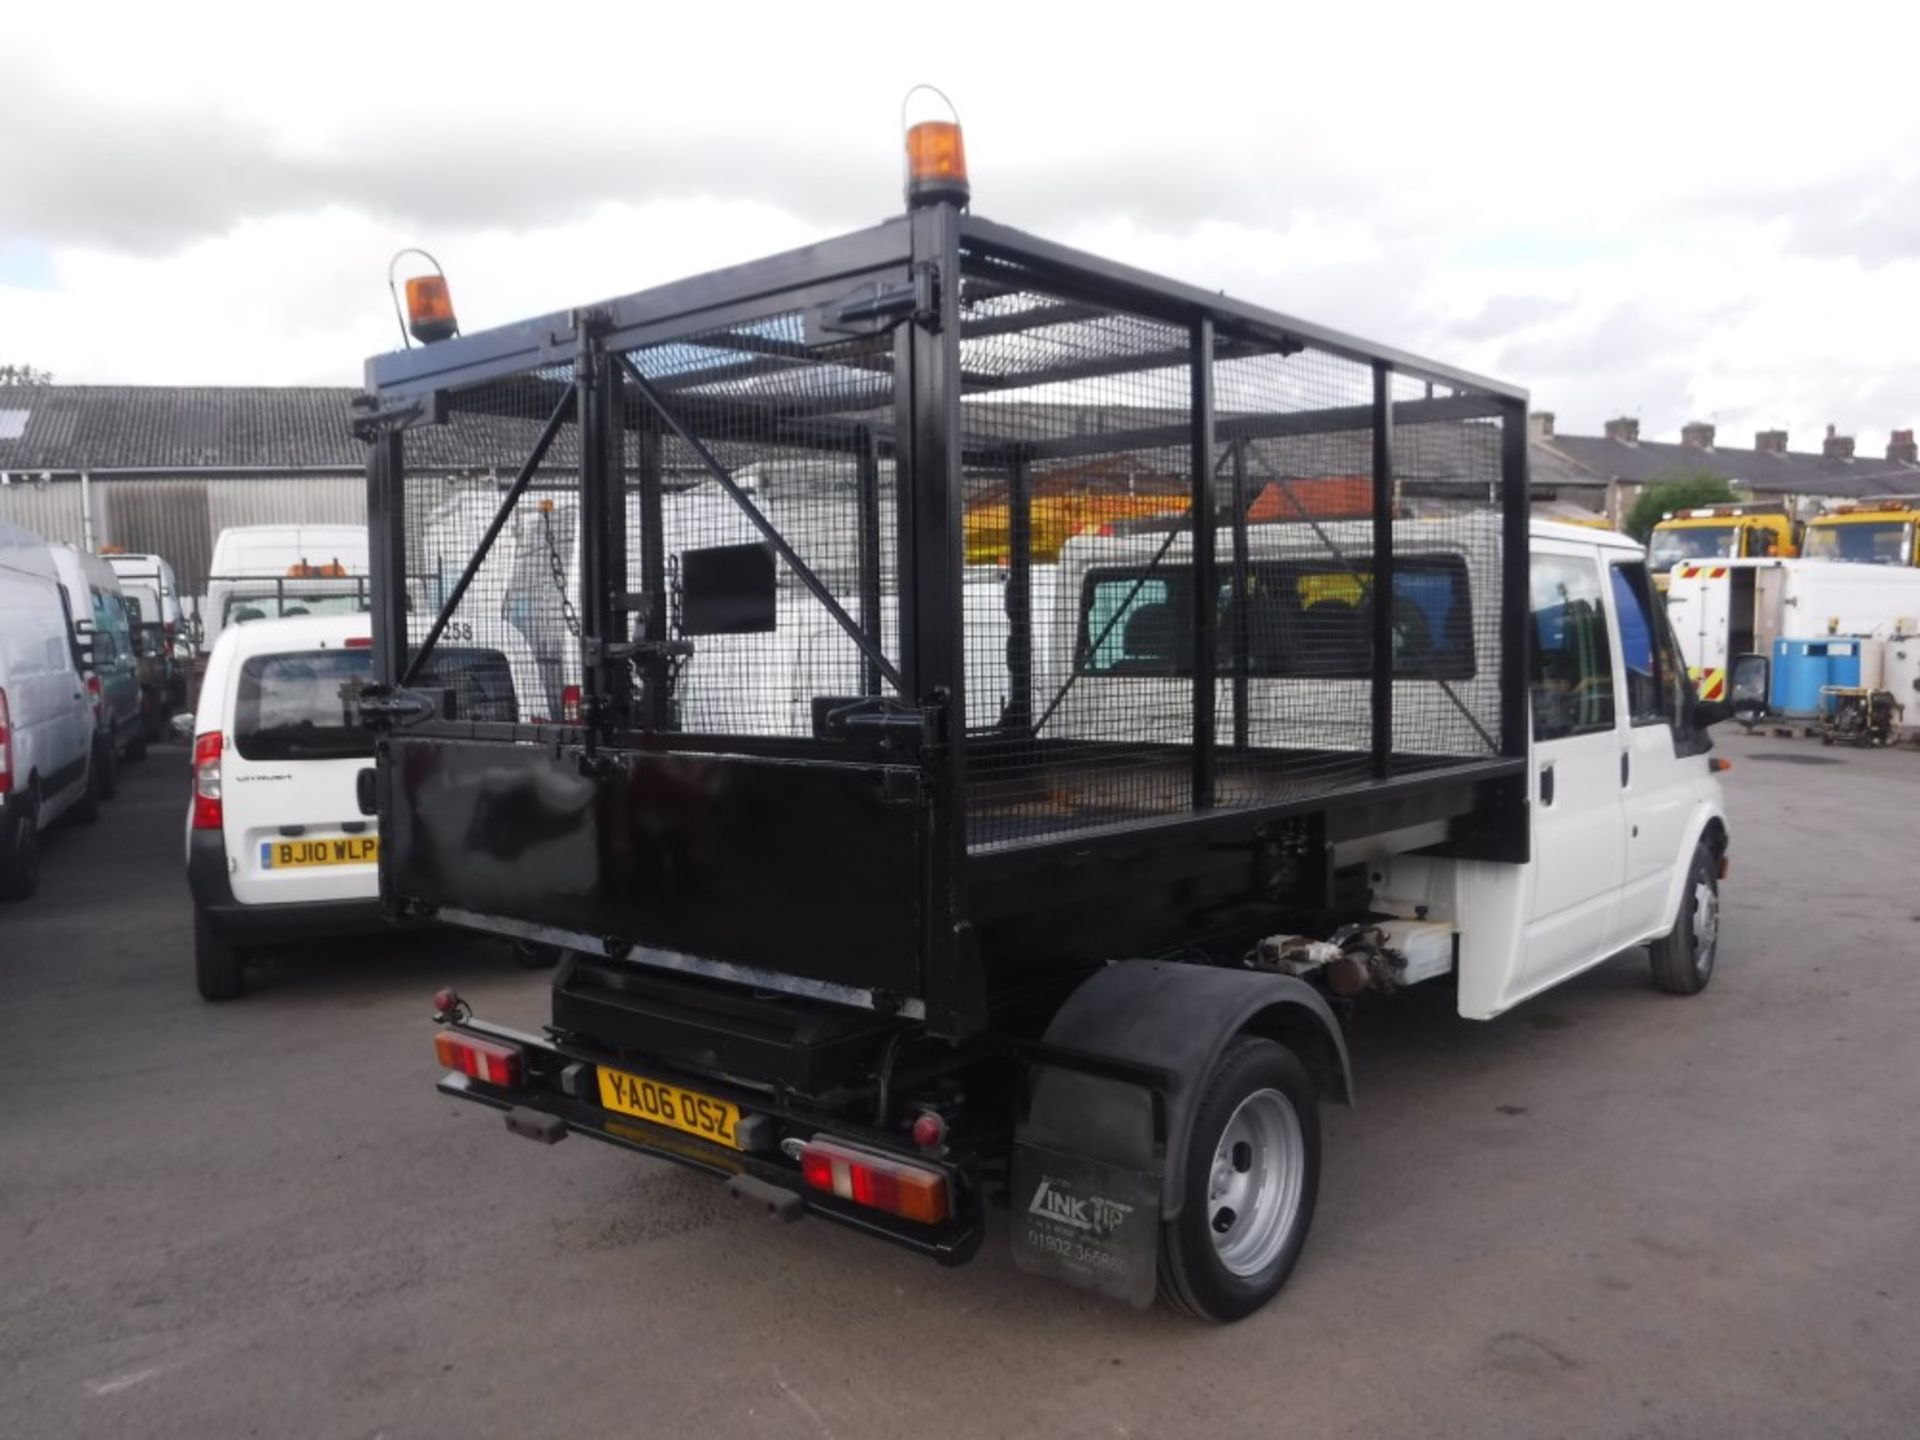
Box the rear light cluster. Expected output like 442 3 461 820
435 1031 524 1087
191 732 223 830
86 672 102 718
0 687 12 796
799 1137 949 1225
560 684 582 723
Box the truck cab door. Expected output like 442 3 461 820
1608 560 1701 944
1511 545 1628 1003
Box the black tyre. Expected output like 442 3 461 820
512 939 564 969
70 755 101 826
1157 1036 1321 1323
0 796 41 902
95 737 118 801
1650 843 1719 996
194 910 248 1002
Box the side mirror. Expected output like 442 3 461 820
169 712 196 742
1692 697 1731 729
1729 652 1770 728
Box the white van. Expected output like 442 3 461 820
199 524 371 653
48 542 147 790
0 522 99 898
184 613 527 999
104 550 186 636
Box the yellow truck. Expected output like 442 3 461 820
1648 504 1798 591
1801 498 1920 567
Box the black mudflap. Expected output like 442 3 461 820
1010 1143 1161 1308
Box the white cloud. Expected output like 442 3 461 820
4 0 1920 450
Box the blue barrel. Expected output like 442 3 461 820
1771 638 1830 716
1826 639 1862 690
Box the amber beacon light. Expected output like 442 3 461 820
387 248 460 348
903 84 969 210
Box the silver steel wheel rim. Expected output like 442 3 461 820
1205 1087 1304 1278
1692 879 1719 976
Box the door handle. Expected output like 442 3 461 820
1620 751 1631 787
1539 763 1555 806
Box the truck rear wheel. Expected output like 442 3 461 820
194 910 248 1002
1649 843 1719 996
1157 1036 1320 1322
511 939 563 969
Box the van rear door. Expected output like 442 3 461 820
223 644 380 906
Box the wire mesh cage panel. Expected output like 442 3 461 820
952 251 1513 849
377 215 1519 866
616 315 902 738
399 367 581 723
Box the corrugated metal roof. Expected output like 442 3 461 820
1547 433 1920 499
0 386 364 470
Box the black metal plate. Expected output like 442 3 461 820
386 738 925 994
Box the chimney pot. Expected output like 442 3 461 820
1528 410 1555 442
1888 429 1918 465
1755 429 1789 455
1603 415 1641 444
1681 421 1715 450
1822 424 1856 460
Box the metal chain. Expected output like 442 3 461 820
539 504 581 639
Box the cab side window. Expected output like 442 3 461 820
1530 555 1615 741
1608 564 1664 724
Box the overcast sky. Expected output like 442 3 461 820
4 1 1918 451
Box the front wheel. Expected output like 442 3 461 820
0 799 41 901
94 737 118 801
1650 843 1720 996
194 911 249 1002
1157 1037 1320 1322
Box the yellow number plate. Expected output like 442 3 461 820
596 1066 742 1149
261 835 378 869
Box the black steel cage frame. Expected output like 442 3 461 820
357 204 1532 1039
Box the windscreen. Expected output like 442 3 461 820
1648 525 1736 570
235 646 517 760
1802 520 1913 564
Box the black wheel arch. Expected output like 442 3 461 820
1022 960 1351 1221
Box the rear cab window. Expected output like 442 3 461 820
1076 555 1475 680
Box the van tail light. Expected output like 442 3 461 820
561 684 582 723
798 1137 950 1225
434 1031 524 1087
0 686 12 796
86 672 102 718
191 732 224 830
